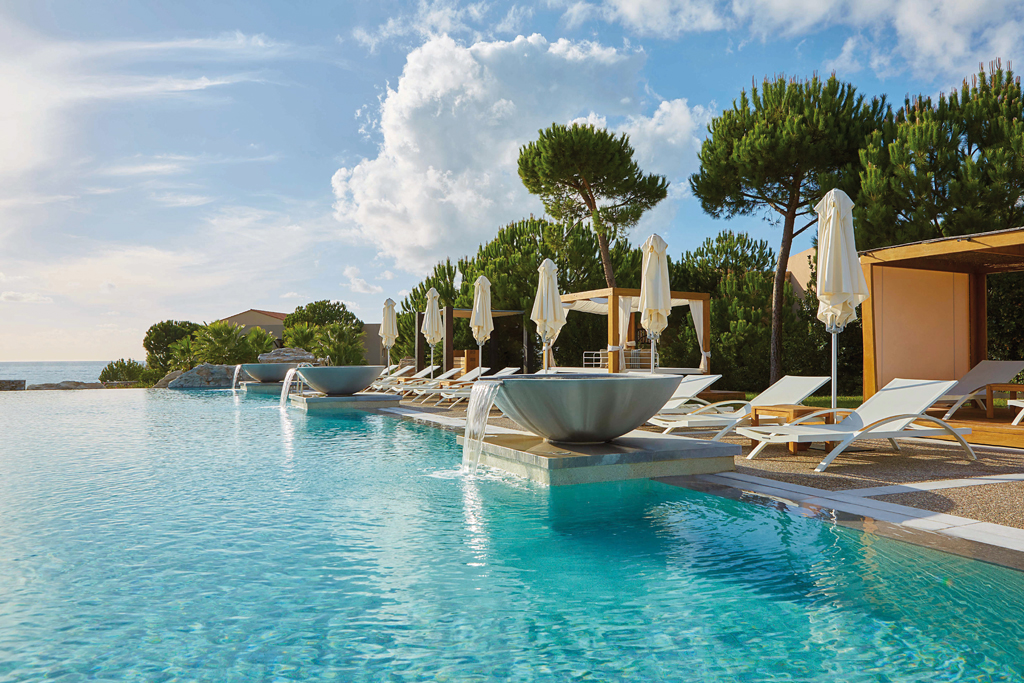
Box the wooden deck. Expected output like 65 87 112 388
924 407 1024 449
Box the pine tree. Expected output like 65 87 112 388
518 123 668 287
690 74 886 383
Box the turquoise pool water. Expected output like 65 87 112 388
2 389 1023 681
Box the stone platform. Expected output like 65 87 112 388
241 381 285 396
289 393 400 413
0 379 26 391
458 430 739 486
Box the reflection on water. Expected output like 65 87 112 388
0 389 1022 681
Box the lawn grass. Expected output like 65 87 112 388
744 393 863 410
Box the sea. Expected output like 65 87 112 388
0 361 112 385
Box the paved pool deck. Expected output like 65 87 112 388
384 397 1024 569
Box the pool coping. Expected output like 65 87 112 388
379 405 1024 572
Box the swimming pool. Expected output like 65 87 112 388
2 389 1023 681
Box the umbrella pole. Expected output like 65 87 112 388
478 342 483 374
650 336 657 374
831 331 838 411
430 345 435 379
387 347 391 376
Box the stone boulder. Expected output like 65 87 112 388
153 370 184 389
0 379 26 391
259 347 316 364
27 381 106 390
167 364 237 389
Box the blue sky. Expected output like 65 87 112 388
1 0 1020 360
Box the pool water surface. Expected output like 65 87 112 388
1 389 1023 681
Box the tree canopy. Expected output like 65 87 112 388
284 300 363 335
857 61 1024 249
518 122 667 287
143 320 200 373
690 74 886 382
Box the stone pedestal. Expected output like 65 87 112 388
289 393 400 413
458 430 739 486
241 381 285 396
0 379 26 391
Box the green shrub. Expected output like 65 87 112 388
143 320 200 373
246 326 277 357
315 324 367 366
192 321 254 365
284 300 362 335
169 336 198 371
138 366 165 387
284 322 319 353
99 358 146 383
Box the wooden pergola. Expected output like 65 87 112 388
559 287 712 373
860 227 1024 447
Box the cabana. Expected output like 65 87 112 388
859 227 1024 447
558 287 712 374
414 306 525 373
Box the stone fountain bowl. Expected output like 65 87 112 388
297 366 385 396
493 373 682 443
240 363 299 383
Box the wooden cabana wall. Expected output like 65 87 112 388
860 227 1024 398
559 287 712 373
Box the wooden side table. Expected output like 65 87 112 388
750 404 833 454
986 383 1024 419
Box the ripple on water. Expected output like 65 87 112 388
0 389 1023 681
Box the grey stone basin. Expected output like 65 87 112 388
493 373 682 443
241 363 298 383
297 366 385 396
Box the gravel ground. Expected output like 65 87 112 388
870 483 1024 529
402 398 1024 528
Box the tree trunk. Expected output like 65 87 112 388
596 232 618 288
770 209 798 384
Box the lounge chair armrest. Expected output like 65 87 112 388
859 413 953 433
788 408 855 425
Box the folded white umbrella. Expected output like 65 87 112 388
421 287 444 378
470 275 494 371
815 188 870 409
639 233 671 373
531 258 567 371
380 298 399 373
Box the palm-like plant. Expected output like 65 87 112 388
284 322 319 353
193 321 252 365
246 326 277 357
315 324 366 366
169 336 198 371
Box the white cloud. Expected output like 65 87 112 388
376 270 396 280
495 5 535 33
352 0 482 52
554 0 1024 79
343 266 384 294
333 33 706 273
150 193 216 207
1 291 53 303
280 291 305 299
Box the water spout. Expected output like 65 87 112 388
462 380 502 475
231 364 242 390
280 363 314 408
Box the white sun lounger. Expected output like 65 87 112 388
737 378 975 472
371 365 433 392
409 367 490 403
931 359 1024 419
394 366 462 395
651 374 723 415
435 367 522 407
649 375 830 440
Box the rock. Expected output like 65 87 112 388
167 364 236 389
153 370 183 389
0 379 26 391
26 381 106 390
259 347 316 364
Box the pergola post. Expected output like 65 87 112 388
607 290 620 373
443 305 454 372
861 263 878 399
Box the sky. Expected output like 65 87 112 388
2 0 1022 361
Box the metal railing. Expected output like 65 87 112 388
582 350 659 370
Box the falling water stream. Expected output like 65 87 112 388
462 380 502 474
279 368 300 408
231 365 242 390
